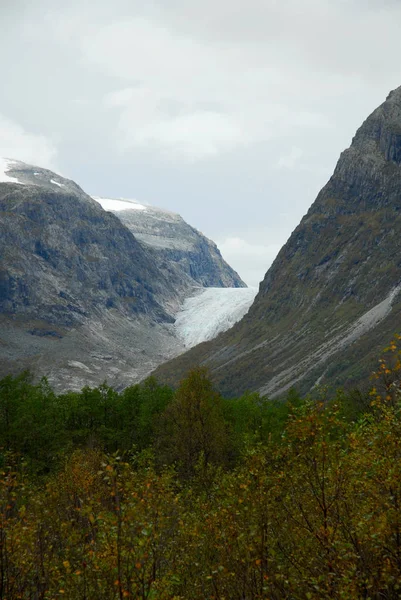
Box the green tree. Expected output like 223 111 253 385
157 368 230 479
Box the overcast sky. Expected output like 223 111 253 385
1 0 401 285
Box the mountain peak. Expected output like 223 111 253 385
0 158 98 204
153 86 401 397
0 160 247 391
94 194 246 288
347 85 401 167
0 158 25 185
386 85 401 102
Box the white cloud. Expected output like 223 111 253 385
118 108 243 160
105 86 244 159
75 16 334 159
104 88 139 108
19 1 401 164
0 114 57 168
217 237 282 287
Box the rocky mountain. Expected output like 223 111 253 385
153 86 401 398
93 195 245 310
0 159 246 391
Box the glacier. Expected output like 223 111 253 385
174 287 258 348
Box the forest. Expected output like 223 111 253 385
0 338 401 598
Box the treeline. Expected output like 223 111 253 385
0 339 400 598
0 369 296 476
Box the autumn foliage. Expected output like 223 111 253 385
0 346 401 598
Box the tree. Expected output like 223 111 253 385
157 368 230 479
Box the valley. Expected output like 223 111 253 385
0 159 252 390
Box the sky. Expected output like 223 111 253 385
1 0 401 286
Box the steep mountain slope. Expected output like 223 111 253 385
93 196 245 302
0 160 247 391
153 86 401 397
0 161 186 390
0 177 176 324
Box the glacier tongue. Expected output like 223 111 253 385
174 287 258 348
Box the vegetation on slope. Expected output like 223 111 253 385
0 338 401 597
152 88 401 399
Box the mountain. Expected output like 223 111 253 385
0 159 246 391
0 160 178 322
93 195 245 311
153 86 401 397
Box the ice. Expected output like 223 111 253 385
92 196 147 212
174 287 258 348
50 179 65 188
0 158 24 185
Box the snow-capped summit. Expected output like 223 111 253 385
0 158 25 184
0 158 96 202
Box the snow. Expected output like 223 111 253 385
50 179 65 188
0 158 24 185
92 196 147 212
67 360 92 373
174 287 257 348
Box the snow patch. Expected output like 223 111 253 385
174 287 257 348
92 196 147 212
0 158 24 185
50 179 65 188
67 360 92 373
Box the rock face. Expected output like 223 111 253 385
153 86 401 397
0 160 245 391
94 196 245 306
0 187 175 326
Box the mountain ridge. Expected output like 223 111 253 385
153 85 401 397
93 194 245 308
0 159 248 391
